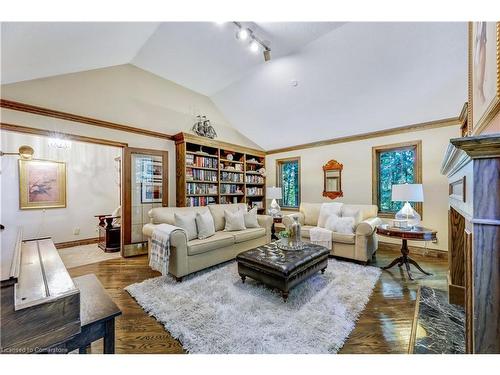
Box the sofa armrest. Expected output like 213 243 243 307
282 212 305 229
257 215 273 236
356 217 383 236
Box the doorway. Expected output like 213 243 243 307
122 147 168 257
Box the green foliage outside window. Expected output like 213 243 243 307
279 160 300 208
378 148 416 213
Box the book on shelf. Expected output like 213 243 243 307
220 184 244 194
186 155 218 169
186 183 218 195
187 196 217 207
186 168 218 182
245 174 264 184
220 171 244 183
246 186 264 196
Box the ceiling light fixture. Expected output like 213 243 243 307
249 40 259 53
231 22 271 62
236 28 250 41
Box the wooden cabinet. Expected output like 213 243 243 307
174 132 266 212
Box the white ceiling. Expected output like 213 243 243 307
1 22 467 150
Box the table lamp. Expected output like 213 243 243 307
391 183 423 228
266 187 283 217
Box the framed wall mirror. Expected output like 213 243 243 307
323 159 343 199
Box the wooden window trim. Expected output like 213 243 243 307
276 156 301 211
372 140 423 219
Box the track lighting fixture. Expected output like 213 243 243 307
224 22 271 62
236 28 250 40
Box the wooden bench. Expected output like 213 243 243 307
50 274 122 354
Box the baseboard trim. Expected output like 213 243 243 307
55 237 99 249
379 241 447 259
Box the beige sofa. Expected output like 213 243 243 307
142 203 272 280
282 203 381 263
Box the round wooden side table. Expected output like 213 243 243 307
376 224 437 280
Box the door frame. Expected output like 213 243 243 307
122 147 169 257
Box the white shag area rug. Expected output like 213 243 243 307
126 258 381 354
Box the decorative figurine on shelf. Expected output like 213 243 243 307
191 115 217 139
258 167 266 176
226 153 234 161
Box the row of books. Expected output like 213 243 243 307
220 171 244 183
246 187 264 196
186 183 218 195
245 175 264 184
220 184 244 194
186 168 218 182
187 196 217 207
186 154 218 169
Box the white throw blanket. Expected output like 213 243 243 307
149 224 181 276
310 227 332 249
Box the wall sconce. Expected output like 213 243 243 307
0 145 34 160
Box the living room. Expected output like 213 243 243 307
1 0 499 373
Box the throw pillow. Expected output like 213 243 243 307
325 215 355 234
244 207 260 228
195 211 215 240
317 203 343 228
341 206 363 226
224 209 246 231
174 212 198 241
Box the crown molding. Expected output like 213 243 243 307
0 99 173 140
266 116 461 155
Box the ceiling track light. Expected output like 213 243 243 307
232 22 271 62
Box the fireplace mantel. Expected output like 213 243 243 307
440 133 500 354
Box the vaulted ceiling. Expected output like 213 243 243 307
1 22 467 150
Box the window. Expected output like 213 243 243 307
276 157 301 209
372 141 422 217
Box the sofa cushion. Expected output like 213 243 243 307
244 207 260 228
149 206 208 225
325 216 355 234
332 232 355 244
224 209 246 231
342 204 378 222
187 232 235 256
232 228 266 243
300 203 322 226
209 203 247 231
317 203 343 228
175 212 198 241
195 210 216 239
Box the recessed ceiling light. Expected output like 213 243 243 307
236 28 250 41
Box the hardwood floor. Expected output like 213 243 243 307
68 244 448 354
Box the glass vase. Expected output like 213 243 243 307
290 216 302 245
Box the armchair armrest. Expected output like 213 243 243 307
257 215 273 236
356 217 383 236
282 212 305 229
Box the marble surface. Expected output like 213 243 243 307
414 286 465 354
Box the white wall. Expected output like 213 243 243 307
1 131 121 243
266 125 461 251
1 64 262 150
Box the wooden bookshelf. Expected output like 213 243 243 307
174 132 266 212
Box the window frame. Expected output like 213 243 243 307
372 140 422 219
276 156 301 210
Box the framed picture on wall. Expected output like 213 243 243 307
469 21 500 134
19 159 67 210
141 182 163 203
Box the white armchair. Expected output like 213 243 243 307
282 203 381 263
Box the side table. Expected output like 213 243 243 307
376 224 437 280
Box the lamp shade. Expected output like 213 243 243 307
266 187 282 200
392 184 424 202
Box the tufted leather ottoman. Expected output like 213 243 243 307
236 242 329 301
